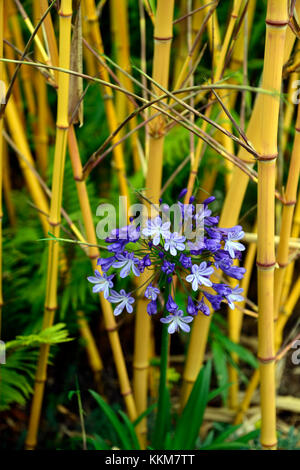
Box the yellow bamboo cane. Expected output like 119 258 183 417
280 195 300 304
274 105 300 325
3 10 23 119
133 0 174 445
110 0 141 171
235 274 300 425
256 0 288 449
4 73 49 234
83 0 130 210
8 0 37 136
39 0 59 83
228 223 257 410
184 0 243 204
25 1 73 450
2 140 16 227
34 0 49 178
77 310 103 387
0 0 3 336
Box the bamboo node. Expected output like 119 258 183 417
48 220 60 227
265 19 288 27
261 441 278 448
153 35 173 42
105 325 118 333
89 254 99 260
282 199 296 206
257 355 276 364
257 153 278 162
277 261 289 268
121 389 133 397
256 261 276 270
295 127 300 133
44 305 58 312
133 363 149 371
56 124 69 131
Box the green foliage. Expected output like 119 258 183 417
6 323 72 350
86 361 258 450
0 324 72 412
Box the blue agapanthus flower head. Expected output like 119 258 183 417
87 190 246 334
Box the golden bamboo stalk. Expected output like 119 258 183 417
133 0 174 444
256 0 287 449
229 0 256 109
235 274 300 425
281 50 299 155
34 0 49 178
77 310 103 387
280 196 300 304
228 223 257 410
0 0 3 336
67 125 138 423
8 0 38 135
4 72 49 234
39 0 59 83
184 0 243 204
3 10 23 119
273 104 300 323
2 140 16 227
276 275 300 351
173 0 188 85
25 1 73 450
83 0 130 210
110 0 141 171
203 0 221 66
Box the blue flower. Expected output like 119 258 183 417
164 232 186 256
198 297 210 316
145 284 160 301
147 300 157 315
97 255 116 272
166 295 178 313
112 251 140 278
213 283 232 296
160 310 194 334
226 286 244 310
205 238 221 252
87 271 114 298
161 260 175 275
187 296 198 315
108 289 135 316
178 188 188 199
221 264 246 280
187 238 206 253
186 262 214 291
203 291 223 310
142 216 171 245
138 254 151 273
224 230 245 258
179 253 192 269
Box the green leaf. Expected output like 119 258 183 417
118 410 140 450
133 401 157 427
89 390 133 450
170 361 212 450
212 340 229 405
215 332 258 369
